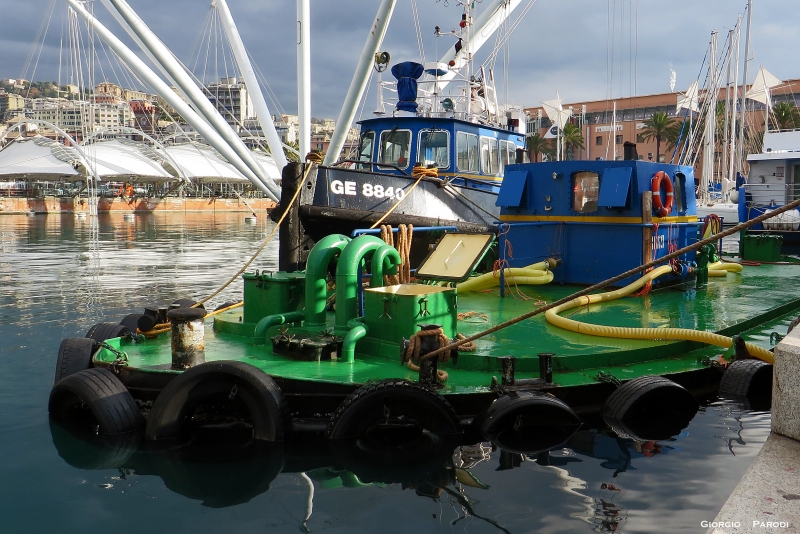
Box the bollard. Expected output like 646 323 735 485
538 353 553 383
417 324 442 386
167 307 206 369
157 306 169 324
499 356 516 385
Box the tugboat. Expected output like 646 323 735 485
49 158 792 466
297 63 528 239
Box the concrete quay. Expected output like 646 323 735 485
709 329 800 533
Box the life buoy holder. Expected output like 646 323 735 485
651 171 674 217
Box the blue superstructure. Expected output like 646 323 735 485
353 115 527 192
496 160 701 286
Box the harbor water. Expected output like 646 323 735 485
0 213 772 533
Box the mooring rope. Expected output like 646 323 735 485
194 156 315 307
369 165 434 229
419 197 800 361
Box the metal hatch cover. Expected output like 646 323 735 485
415 233 495 282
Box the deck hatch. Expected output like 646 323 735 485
496 170 528 207
598 167 632 208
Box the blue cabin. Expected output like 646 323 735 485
496 160 701 286
354 115 527 192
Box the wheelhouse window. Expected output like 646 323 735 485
498 140 514 174
456 132 479 173
480 137 499 175
418 129 450 169
356 130 374 170
572 171 600 213
378 129 411 169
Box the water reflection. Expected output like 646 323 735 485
48 401 749 534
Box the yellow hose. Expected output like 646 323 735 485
457 262 552 292
545 265 774 364
708 261 743 277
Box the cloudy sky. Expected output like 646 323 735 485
2 0 799 120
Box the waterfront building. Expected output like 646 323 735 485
203 77 253 134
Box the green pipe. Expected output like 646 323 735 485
254 311 305 345
370 244 402 288
335 235 386 331
341 317 367 363
304 234 351 328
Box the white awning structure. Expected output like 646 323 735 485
0 137 81 180
541 94 573 129
79 139 173 182
746 67 783 107
677 81 700 113
160 144 247 183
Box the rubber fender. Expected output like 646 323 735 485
474 391 582 454
54 337 97 384
119 313 146 333
327 379 460 440
48 368 145 435
49 419 141 470
719 359 773 400
145 361 289 442
171 298 205 310
602 376 698 441
85 322 130 343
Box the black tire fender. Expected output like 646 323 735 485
602 375 698 441
85 322 130 343
119 313 146 333
145 361 288 442
475 391 582 454
54 337 97 384
48 368 145 435
327 379 461 440
719 359 773 398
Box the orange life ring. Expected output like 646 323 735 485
651 171 674 217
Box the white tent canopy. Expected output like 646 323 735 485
0 137 81 181
160 144 248 183
79 139 173 182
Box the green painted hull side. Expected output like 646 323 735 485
94 263 800 395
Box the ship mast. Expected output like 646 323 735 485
735 0 753 177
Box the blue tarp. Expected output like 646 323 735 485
391 62 424 113
597 167 632 208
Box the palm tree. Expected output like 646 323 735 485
526 132 550 162
771 101 800 131
640 111 675 161
561 123 584 160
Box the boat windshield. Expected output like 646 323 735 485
481 137 499 175
572 171 600 213
378 129 411 170
456 132 479 173
356 131 374 170
419 130 449 169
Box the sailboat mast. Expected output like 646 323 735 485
701 32 717 201
728 15 742 184
721 28 733 185
735 0 753 176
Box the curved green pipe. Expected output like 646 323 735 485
370 244 402 288
304 234 351 328
341 317 367 363
253 311 305 345
335 235 386 331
